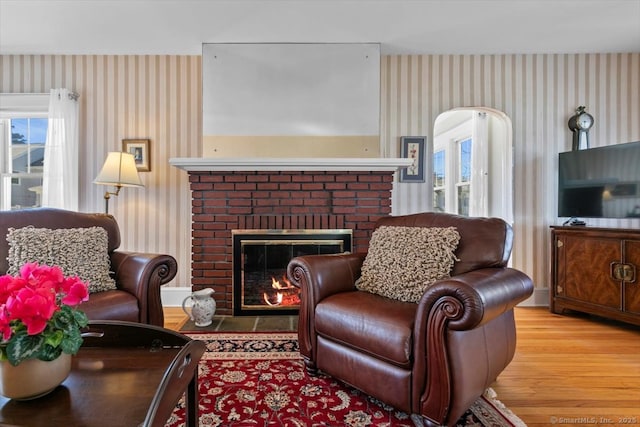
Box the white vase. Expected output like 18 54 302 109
182 288 216 327
0 352 71 400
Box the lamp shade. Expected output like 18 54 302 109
94 152 144 188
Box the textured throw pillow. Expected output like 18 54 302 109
355 225 461 303
6 226 117 293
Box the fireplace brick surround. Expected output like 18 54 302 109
188 170 395 316
171 157 411 316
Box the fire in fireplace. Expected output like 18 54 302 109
232 229 352 316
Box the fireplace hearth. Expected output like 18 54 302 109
232 229 352 316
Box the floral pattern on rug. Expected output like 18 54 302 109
166 358 522 427
170 333 525 426
186 333 300 360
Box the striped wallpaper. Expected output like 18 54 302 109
0 55 202 288
1 53 639 298
382 54 640 298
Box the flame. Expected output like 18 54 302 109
263 292 283 306
271 276 295 290
261 275 298 307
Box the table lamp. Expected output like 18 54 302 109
94 152 144 213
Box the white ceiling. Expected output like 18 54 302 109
1 0 639 56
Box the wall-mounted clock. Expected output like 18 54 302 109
568 106 594 150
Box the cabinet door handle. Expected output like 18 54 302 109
623 264 636 283
611 263 637 282
611 263 625 281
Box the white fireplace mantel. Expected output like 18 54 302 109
169 157 414 172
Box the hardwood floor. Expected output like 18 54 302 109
163 306 188 331
163 306 640 426
493 307 640 426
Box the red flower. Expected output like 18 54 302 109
0 262 90 365
61 277 90 307
0 262 89 338
5 287 57 335
0 306 12 341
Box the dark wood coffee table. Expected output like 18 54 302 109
0 321 205 427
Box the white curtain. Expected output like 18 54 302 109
42 89 79 210
469 111 489 217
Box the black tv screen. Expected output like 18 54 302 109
558 141 640 219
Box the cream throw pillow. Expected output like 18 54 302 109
355 225 461 303
6 226 117 293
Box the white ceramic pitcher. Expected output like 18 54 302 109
181 288 216 327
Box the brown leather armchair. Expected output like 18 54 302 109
287 212 534 426
0 208 177 326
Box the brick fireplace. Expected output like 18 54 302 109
171 158 411 316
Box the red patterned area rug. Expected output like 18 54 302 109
166 333 526 427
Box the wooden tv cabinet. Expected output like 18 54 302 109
550 226 640 326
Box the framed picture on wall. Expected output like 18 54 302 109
399 136 426 182
122 139 151 172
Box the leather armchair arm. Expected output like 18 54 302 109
416 267 533 333
287 252 366 365
287 253 366 302
413 267 533 424
110 251 178 326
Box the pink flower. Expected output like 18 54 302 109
61 277 90 306
0 306 12 341
6 287 57 335
0 263 90 365
0 263 89 337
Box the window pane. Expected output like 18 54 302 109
4 117 48 210
11 119 28 144
11 145 45 173
10 118 47 174
457 185 470 216
434 189 445 212
29 118 48 143
459 138 472 183
10 176 43 209
11 118 48 144
433 150 445 187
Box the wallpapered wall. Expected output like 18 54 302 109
1 53 639 299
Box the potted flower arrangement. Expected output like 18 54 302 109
0 262 89 399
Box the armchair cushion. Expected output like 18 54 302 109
355 225 460 302
7 226 116 293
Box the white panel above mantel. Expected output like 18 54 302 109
169 157 413 172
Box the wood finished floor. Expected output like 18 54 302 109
163 306 640 426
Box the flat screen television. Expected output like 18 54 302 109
558 141 640 219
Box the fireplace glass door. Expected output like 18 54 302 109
232 230 352 316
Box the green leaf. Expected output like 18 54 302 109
60 327 83 355
38 344 62 361
6 334 44 366
73 310 89 328
44 329 64 348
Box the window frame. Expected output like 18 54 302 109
0 93 49 210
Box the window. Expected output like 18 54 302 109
433 108 512 223
1 117 48 209
432 113 482 217
1 93 50 210
432 135 474 216
455 137 472 216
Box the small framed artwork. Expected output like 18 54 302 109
122 139 151 172
399 136 426 183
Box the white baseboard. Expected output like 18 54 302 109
518 288 549 307
161 286 192 307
